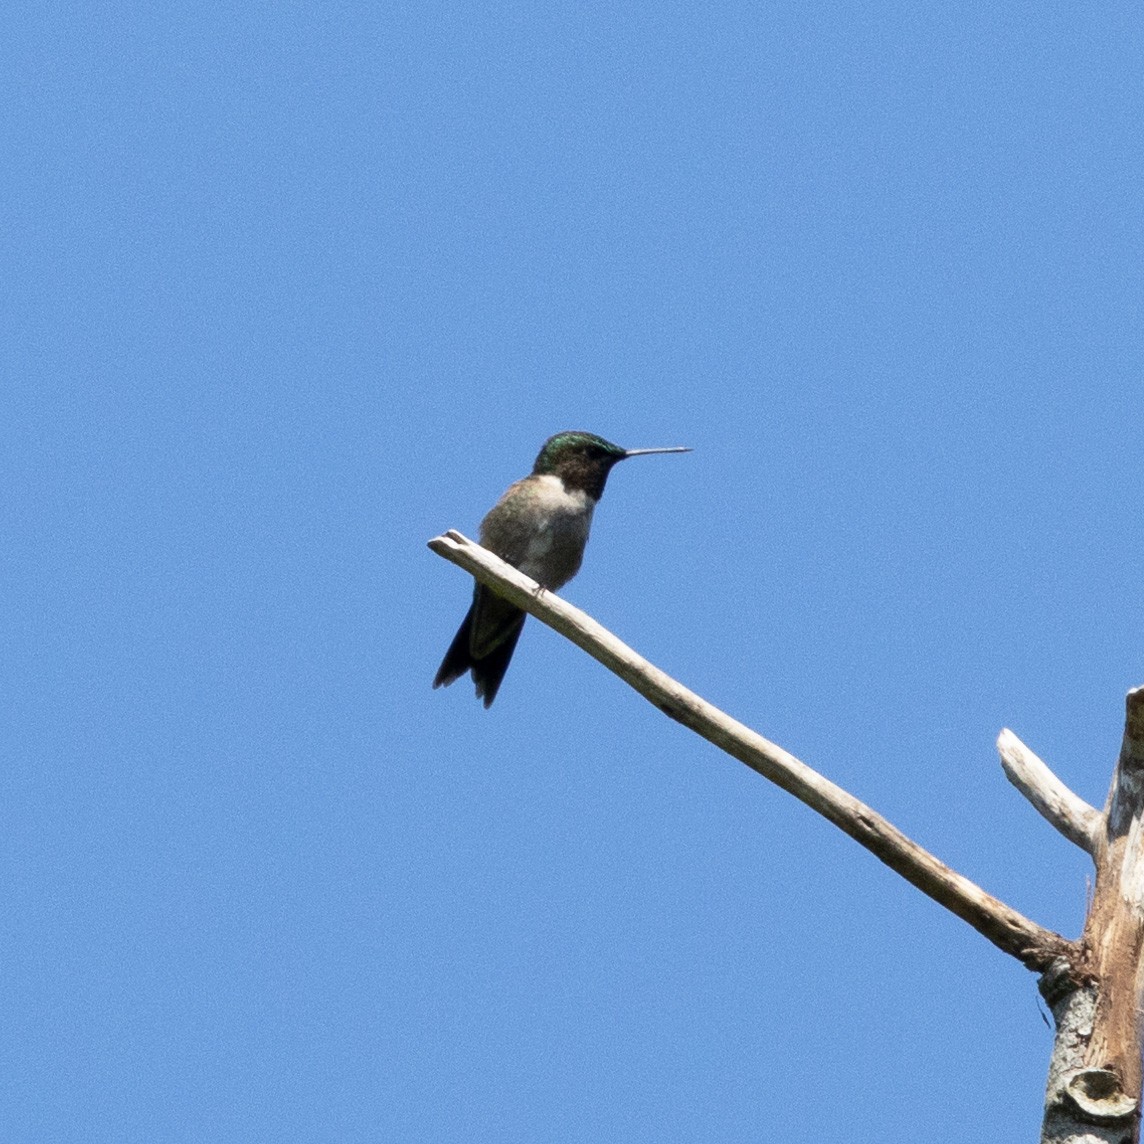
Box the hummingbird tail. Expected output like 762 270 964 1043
433 603 526 708
433 604 477 691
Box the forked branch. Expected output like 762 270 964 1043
429 530 1075 971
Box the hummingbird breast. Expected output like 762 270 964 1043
479 474 596 590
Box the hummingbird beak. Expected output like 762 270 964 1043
621 446 692 458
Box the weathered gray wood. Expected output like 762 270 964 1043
997 728 1101 853
1039 961 1128 1144
1039 688 1144 1143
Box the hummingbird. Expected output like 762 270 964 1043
433 431 691 707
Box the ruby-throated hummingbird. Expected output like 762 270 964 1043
433 431 691 707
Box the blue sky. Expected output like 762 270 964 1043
4 2 1142 1140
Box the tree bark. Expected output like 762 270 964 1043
1037 688 1144 1143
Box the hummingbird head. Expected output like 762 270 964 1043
533 432 691 500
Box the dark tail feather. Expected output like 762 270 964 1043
433 604 476 690
472 615 524 708
433 605 526 708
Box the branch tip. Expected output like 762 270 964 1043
997 729 1099 855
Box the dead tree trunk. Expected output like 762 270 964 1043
429 530 1144 1143
1033 690 1144 1143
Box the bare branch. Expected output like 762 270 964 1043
997 728 1101 855
429 531 1075 971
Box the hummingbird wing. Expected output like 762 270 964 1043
468 585 525 660
464 590 523 704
